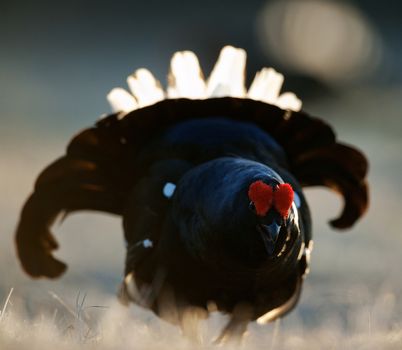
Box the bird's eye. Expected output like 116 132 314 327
249 201 256 212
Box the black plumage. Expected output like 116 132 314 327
15 97 368 340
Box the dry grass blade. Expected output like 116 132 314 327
0 288 14 323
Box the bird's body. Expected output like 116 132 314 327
15 93 368 341
122 117 310 324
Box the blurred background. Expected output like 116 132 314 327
1 0 402 348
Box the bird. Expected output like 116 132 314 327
15 46 369 342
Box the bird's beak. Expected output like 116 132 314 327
257 223 281 256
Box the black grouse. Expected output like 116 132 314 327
15 49 368 341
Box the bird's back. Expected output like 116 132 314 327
161 117 287 165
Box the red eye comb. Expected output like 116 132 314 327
248 181 273 216
274 183 294 218
248 181 294 218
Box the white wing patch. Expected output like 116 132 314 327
142 239 153 248
135 239 154 249
163 182 176 198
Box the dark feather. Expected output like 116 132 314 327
15 97 368 334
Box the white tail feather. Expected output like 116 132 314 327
276 92 302 111
206 46 247 98
167 51 207 99
107 88 138 113
107 45 302 114
248 68 284 104
127 69 164 108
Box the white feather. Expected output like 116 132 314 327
162 182 176 198
106 46 302 115
127 69 164 108
167 51 206 99
248 68 284 104
276 92 302 111
107 88 137 113
206 46 247 98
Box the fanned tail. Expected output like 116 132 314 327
16 98 368 278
